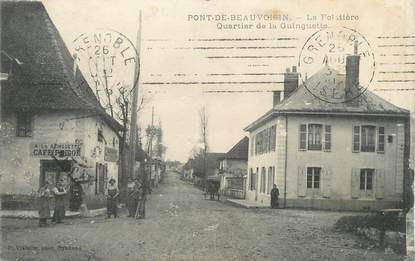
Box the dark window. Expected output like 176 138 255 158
260 167 266 193
270 125 276 151
360 169 374 191
16 112 33 137
388 135 393 143
98 128 104 143
361 126 376 152
306 167 321 189
377 127 385 153
308 124 322 150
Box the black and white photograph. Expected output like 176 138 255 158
0 0 414 260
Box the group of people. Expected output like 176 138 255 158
37 179 67 226
37 176 145 226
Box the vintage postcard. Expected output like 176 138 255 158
0 0 414 260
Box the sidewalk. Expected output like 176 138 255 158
0 208 106 219
226 198 269 208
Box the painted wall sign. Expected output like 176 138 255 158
104 147 118 162
30 142 82 158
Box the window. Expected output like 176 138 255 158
361 126 375 152
254 125 277 155
306 167 321 189
299 124 330 151
308 124 322 150
377 127 385 153
16 112 33 137
95 163 108 194
260 167 266 193
98 128 104 143
360 169 374 191
353 125 385 153
267 166 274 194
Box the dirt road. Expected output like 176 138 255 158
1 172 404 261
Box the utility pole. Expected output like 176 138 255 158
128 10 142 191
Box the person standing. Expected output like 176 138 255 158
69 178 83 211
106 178 119 218
126 177 139 217
270 184 280 209
38 181 51 227
52 179 67 223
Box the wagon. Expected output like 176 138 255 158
204 177 220 201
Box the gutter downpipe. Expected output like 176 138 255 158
284 114 288 208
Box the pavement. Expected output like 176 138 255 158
1 172 405 261
226 198 269 208
0 208 106 219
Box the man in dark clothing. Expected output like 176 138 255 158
270 184 280 209
69 179 83 211
127 177 140 217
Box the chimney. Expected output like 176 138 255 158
283 65 299 98
345 41 360 101
273 91 281 107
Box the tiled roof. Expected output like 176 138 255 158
1 1 122 131
224 136 249 160
245 65 409 132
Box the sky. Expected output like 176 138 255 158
43 0 415 162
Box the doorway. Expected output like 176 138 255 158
39 160 72 189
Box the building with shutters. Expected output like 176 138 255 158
244 60 410 211
218 136 249 199
0 2 123 210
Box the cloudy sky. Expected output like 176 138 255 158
43 0 415 162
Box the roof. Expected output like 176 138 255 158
245 65 409 132
192 152 226 177
223 136 249 160
1 1 122 132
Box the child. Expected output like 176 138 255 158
38 181 51 227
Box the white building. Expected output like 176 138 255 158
244 61 410 211
0 2 122 209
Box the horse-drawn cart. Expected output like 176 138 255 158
204 176 220 201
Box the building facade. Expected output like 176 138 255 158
244 63 410 211
0 2 122 209
218 136 248 199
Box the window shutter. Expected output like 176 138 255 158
299 124 307 151
377 127 385 153
351 168 360 198
297 166 306 197
95 162 99 195
375 169 385 199
352 126 360 153
322 167 332 198
324 125 331 152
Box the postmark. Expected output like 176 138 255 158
72 29 139 113
298 26 375 103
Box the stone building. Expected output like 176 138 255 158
0 2 122 209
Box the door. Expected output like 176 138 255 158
39 160 71 189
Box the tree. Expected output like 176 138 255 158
199 106 209 189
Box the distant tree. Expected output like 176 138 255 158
199 106 209 188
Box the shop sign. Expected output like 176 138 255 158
30 142 82 158
104 147 118 162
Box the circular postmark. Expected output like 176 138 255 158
72 29 139 113
298 27 375 103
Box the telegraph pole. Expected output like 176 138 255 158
128 10 142 186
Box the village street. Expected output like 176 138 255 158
1 171 404 261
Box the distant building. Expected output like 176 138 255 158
244 56 410 211
218 136 249 199
0 2 122 209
